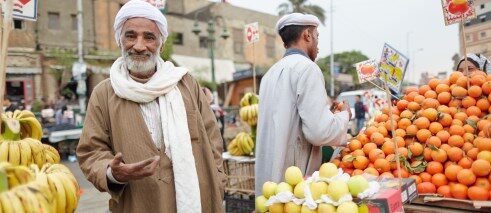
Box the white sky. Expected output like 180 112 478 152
216 0 460 84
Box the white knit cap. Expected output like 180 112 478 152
113 0 168 46
276 13 321 33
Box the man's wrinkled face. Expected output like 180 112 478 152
120 18 162 76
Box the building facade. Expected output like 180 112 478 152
460 0 491 59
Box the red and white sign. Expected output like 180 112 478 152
441 0 476 26
244 22 259 44
4 0 37 21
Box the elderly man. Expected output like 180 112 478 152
255 13 351 195
76 1 226 212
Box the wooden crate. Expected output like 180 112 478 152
404 196 491 213
223 153 255 196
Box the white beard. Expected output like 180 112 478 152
122 50 158 76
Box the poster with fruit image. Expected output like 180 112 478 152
4 0 38 21
379 43 409 92
355 59 380 83
441 0 476 26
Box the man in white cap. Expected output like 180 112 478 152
76 0 226 212
255 13 351 194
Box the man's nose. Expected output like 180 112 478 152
133 37 147 52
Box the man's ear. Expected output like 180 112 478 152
303 29 312 42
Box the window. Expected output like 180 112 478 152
48 12 60 29
13 19 23 30
481 4 485 9
199 36 208 49
266 35 276 58
71 14 77 31
481 31 487 38
480 15 487 23
173 33 183 45
233 29 243 54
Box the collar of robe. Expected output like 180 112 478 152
283 48 309 59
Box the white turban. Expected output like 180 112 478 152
276 13 321 33
114 0 168 46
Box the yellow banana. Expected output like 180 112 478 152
33 187 53 213
7 173 20 188
25 138 45 168
20 187 42 213
12 166 34 185
43 144 60 164
14 187 34 213
18 140 32 166
55 173 78 212
7 191 24 212
12 110 21 119
8 142 20 166
16 110 35 119
18 117 43 140
5 111 13 119
0 142 9 162
48 173 66 213
19 122 33 140
0 193 15 212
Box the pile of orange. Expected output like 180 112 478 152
334 71 491 201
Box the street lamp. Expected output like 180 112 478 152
192 12 229 105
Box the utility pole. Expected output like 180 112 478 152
330 0 335 97
74 0 87 113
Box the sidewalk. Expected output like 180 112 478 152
63 161 110 213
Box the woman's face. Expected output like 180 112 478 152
458 60 479 73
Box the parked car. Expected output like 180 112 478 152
337 89 388 135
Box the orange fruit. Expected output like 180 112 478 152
427 136 442 148
393 168 410 178
478 120 491 132
437 185 452 198
436 130 450 143
365 126 378 138
371 132 385 145
439 113 453 127
453 112 469 123
468 85 483 98
475 178 491 190
476 137 491 151
352 149 365 157
467 106 482 117
468 186 489 200
369 148 385 162
431 173 448 187
457 169 476 186
408 142 424 156
375 114 389 123
452 86 468 98
476 99 490 112
397 147 409 158
410 175 423 184
396 100 409 111
405 91 418 102
449 99 462 108
447 147 464 162
463 124 476 134
437 92 452 104
429 122 443 134
449 72 464 84
414 95 425 104
471 74 486 86
451 183 468 199
405 86 418 95
431 149 448 163
441 144 452 152
449 125 465 136
395 129 406 138
456 76 469 88
482 81 491 95
416 129 432 144
406 125 418 136
374 158 391 173
363 143 377 156
438 105 450 114
452 119 464 126
459 157 474 169
400 110 413 119
445 164 463 182
423 108 438 122
462 96 477 108
425 90 438 99
449 107 459 117
417 182 437 194
419 85 431 96
429 79 440 90
341 155 354 169
353 156 370 170
357 133 369 145
380 172 395 178
364 167 379 176
427 161 444 175
420 172 432 182
471 159 491 177
436 84 450 94
381 141 395 155
467 148 479 160
407 102 421 112
422 98 440 109
414 117 430 129
397 118 412 130
352 169 364 176
462 141 475 152
349 139 362 151
332 159 341 167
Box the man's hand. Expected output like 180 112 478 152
336 101 352 120
110 153 160 183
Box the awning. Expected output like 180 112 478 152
172 54 235 82
7 67 42 74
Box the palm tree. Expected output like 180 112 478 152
277 0 326 25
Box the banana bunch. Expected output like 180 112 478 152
0 138 59 167
0 182 54 213
239 92 259 107
33 163 80 213
0 162 35 189
2 110 43 140
239 104 258 126
228 132 254 156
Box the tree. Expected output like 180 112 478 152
277 0 326 24
160 33 175 61
316 51 369 94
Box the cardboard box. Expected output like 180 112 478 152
400 178 417 204
366 188 403 213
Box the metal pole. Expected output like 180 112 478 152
208 20 218 104
329 0 334 97
76 0 87 113
77 0 83 63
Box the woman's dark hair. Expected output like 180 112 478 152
279 25 312 48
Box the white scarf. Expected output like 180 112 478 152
110 57 202 212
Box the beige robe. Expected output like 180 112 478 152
76 74 226 213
